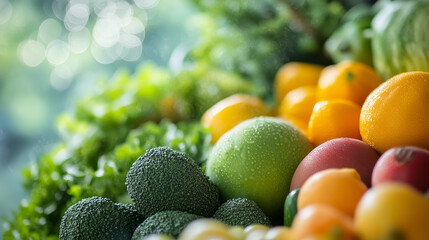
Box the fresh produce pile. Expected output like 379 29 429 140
193 62 429 240
3 0 429 239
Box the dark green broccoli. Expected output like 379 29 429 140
59 196 144 240
125 146 220 218
132 211 201 239
213 198 272 227
116 203 147 236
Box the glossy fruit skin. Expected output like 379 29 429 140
297 168 367 218
372 146 429 193
275 62 324 103
206 117 313 222
308 99 362 146
264 226 292 240
291 138 379 190
278 86 317 123
360 71 429 153
284 188 300 227
317 61 382 106
291 204 356 240
201 94 270 143
354 183 429 240
177 219 234 240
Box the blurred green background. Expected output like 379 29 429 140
0 0 199 230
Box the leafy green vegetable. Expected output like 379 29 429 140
190 0 346 97
3 119 212 239
372 0 429 79
325 4 374 66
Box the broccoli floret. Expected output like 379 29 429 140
116 203 147 235
132 211 201 239
125 146 220 218
213 198 272 227
59 197 144 240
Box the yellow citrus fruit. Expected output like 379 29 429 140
354 183 429 240
360 71 429 153
297 168 368 218
201 94 270 143
291 204 356 240
278 85 317 123
275 62 324 103
308 99 361 146
317 61 383 105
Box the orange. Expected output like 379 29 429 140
201 94 270 143
291 204 356 240
308 99 361 146
297 168 368 218
317 61 383 105
275 62 324 103
354 183 429 240
278 85 317 123
360 71 429 153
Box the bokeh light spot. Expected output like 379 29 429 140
115 1 133 20
64 3 90 32
119 34 142 62
46 40 70 65
96 1 118 18
69 0 89 5
93 18 121 47
134 0 160 9
136 9 149 26
18 40 46 67
68 28 91 54
38 18 62 44
50 66 73 91
52 0 67 20
91 42 118 64
0 0 13 24
122 17 145 35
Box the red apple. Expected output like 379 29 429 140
372 146 429 193
290 138 379 191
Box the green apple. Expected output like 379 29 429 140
206 117 313 222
